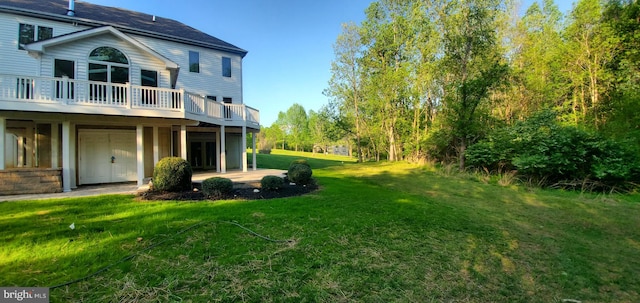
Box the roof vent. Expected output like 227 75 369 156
67 0 75 16
152 15 156 22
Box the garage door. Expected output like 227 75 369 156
79 130 137 184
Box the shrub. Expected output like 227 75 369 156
261 175 284 191
288 162 313 185
152 157 192 192
466 110 640 190
289 159 310 170
202 177 233 198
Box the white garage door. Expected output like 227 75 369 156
79 130 137 184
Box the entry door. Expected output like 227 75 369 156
79 130 136 184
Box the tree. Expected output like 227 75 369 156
438 0 508 170
326 22 365 162
562 0 617 128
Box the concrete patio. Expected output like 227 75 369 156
0 169 286 202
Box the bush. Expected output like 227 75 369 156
202 177 233 198
152 157 192 192
466 110 640 190
261 175 284 191
289 159 310 170
288 161 313 185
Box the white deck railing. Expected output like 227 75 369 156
0 74 259 126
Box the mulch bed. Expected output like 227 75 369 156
136 181 318 201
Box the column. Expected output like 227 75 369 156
69 123 77 189
0 117 5 170
25 125 33 167
62 121 71 192
220 125 226 173
252 131 257 171
17 135 24 167
136 125 144 187
241 125 247 172
152 126 159 165
215 130 221 173
51 122 59 168
180 125 187 160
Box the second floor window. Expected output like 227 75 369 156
222 57 231 77
189 51 200 73
18 23 53 50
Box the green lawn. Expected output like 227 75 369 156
1 152 639 302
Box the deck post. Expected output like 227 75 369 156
180 125 187 160
62 121 71 192
252 131 257 171
216 130 221 172
220 125 226 173
153 126 159 165
0 117 5 170
51 122 59 168
242 125 247 172
136 124 144 187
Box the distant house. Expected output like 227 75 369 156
0 0 260 194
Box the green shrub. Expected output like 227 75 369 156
152 157 192 192
261 175 284 191
202 177 233 198
466 110 640 190
289 159 310 170
288 162 313 185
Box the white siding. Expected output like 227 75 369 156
0 11 244 102
0 12 91 76
135 36 243 104
42 34 169 86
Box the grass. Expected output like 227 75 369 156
1 152 639 302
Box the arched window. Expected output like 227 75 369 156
88 46 129 84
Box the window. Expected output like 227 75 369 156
38 26 53 41
206 95 217 101
189 51 199 73
54 59 75 99
88 47 129 102
141 70 158 104
222 57 231 77
141 70 158 87
18 24 52 50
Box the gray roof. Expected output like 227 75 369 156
0 0 247 57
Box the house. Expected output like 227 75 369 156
0 0 260 195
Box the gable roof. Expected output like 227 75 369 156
25 26 179 70
0 0 248 57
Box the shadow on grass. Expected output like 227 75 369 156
1 158 639 302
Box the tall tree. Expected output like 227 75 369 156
326 22 365 162
438 0 508 169
359 0 423 161
563 0 617 127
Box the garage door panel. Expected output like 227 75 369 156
79 130 136 184
111 133 137 182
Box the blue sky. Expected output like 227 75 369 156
85 0 573 127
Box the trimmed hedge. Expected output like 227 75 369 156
202 177 233 198
152 157 192 192
288 160 313 185
261 175 284 191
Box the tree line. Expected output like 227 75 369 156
259 0 640 187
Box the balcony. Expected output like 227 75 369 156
0 74 259 128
